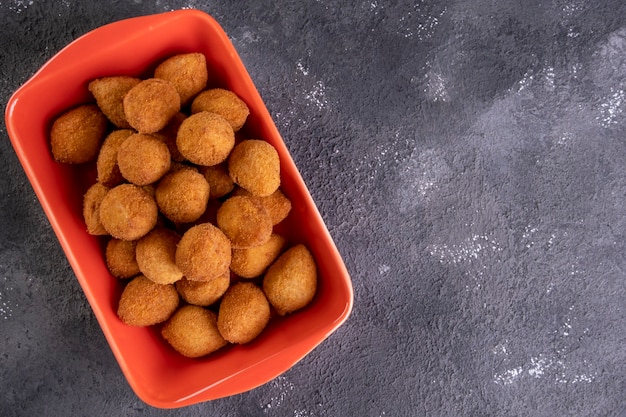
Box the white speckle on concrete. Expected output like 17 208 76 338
304 80 328 110
494 366 523 385
261 376 295 413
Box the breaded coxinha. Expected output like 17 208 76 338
117 275 179 327
228 139 280 197
176 111 235 166
154 52 208 106
117 133 171 186
50 104 108 164
162 306 227 358
155 166 210 224
123 78 180 133
217 282 270 344
216 195 273 249
191 88 249 131
175 222 231 282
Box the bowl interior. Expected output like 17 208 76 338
5 9 353 408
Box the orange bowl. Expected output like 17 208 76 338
4 9 353 408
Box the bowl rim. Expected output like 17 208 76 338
5 9 354 408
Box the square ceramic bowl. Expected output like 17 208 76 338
5 9 353 408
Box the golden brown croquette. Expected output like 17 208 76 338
123 78 181 133
216 195 272 249
135 227 183 285
117 133 171 186
117 275 179 326
175 271 230 306
82 182 110 236
105 238 140 279
161 305 228 358
176 111 234 166
262 244 317 316
230 233 287 279
217 282 270 344
50 104 108 164
154 53 208 105
96 129 134 187
228 140 280 197
232 187 292 225
190 88 249 131
175 223 231 281
88 76 141 128
99 184 158 241
155 166 210 224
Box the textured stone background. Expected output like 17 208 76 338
2 0 626 416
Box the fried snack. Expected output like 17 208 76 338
175 271 230 306
117 133 171 186
216 195 272 249
155 111 187 162
96 129 134 187
233 188 292 225
50 104 108 164
123 78 181 133
105 238 140 279
231 233 287 279
88 76 141 128
260 189 292 225
175 223 231 281
161 305 228 358
83 182 109 235
217 282 270 344
190 88 249 131
262 244 317 315
154 53 208 105
135 228 183 285
228 140 280 197
201 164 234 199
176 111 234 166
155 166 210 224
117 275 179 326
99 184 158 241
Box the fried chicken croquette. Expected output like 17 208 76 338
176 111 235 166
228 140 280 197
216 195 272 249
201 164 235 199
83 182 110 236
155 166 210 224
232 187 292 225
175 271 230 306
175 223 231 281
230 233 287 279
263 244 317 316
117 275 179 326
88 76 141 128
117 133 171 186
154 53 208 106
190 88 249 131
123 78 181 133
161 305 228 358
105 238 140 279
50 104 108 164
217 282 270 344
135 227 183 285
99 184 158 241
96 129 134 187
